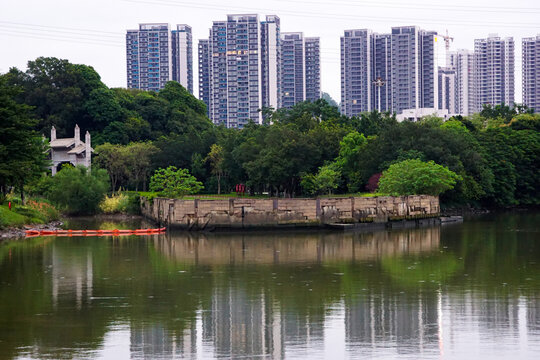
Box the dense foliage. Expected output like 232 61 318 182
0 75 48 204
1 57 539 209
149 166 203 198
40 165 109 215
378 159 461 196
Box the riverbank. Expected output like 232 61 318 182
0 220 64 240
0 200 61 239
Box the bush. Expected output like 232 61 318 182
0 199 60 228
378 159 461 196
149 166 203 198
26 199 60 222
45 165 109 215
99 193 130 214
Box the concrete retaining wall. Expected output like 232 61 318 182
141 195 439 230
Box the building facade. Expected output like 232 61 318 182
304 37 321 102
340 29 373 116
204 14 266 128
126 23 172 91
438 67 457 114
340 26 438 117
372 33 392 112
126 23 193 93
390 26 438 115
198 39 211 116
171 25 193 94
261 16 282 111
473 34 515 112
281 33 321 109
49 125 92 176
522 35 540 113
448 49 474 116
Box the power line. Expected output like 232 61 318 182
0 27 123 45
0 21 123 36
0 31 123 47
122 0 540 29
273 0 540 14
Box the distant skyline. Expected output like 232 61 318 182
2 0 539 104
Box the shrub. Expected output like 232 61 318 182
149 166 203 198
301 164 341 196
99 193 130 214
365 173 382 193
378 159 461 196
26 199 60 222
45 165 109 215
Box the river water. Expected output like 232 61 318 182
0 211 539 359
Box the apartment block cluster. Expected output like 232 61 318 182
126 15 320 128
341 28 536 120
126 18 540 128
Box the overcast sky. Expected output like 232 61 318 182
2 0 539 103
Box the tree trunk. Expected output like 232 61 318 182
217 174 221 195
20 185 25 206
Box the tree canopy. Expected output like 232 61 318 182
378 159 462 196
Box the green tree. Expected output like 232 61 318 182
205 144 225 194
5 57 108 137
321 92 339 108
124 142 159 191
378 159 462 196
301 164 341 196
335 131 367 192
149 166 203 198
0 75 49 204
45 165 109 215
93 143 128 192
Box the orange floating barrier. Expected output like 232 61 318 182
25 227 166 237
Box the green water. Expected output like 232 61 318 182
0 211 539 359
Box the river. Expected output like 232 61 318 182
0 211 539 359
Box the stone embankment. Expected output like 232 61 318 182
141 195 440 231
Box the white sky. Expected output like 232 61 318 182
2 0 539 103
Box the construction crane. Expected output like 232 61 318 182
441 29 454 51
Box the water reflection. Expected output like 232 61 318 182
0 212 539 359
154 227 441 265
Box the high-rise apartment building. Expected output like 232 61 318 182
340 29 373 116
126 23 193 93
198 39 211 116
522 35 540 113
438 67 457 114
261 16 281 111
304 37 321 102
372 33 392 112
473 34 515 112
281 33 321 109
390 26 438 114
126 23 172 92
448 49 474 116
204 14 269 127
171 25 193 94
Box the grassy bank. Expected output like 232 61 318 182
0 200 60 229
137 191 387 201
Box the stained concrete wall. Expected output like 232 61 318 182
141 195 439 230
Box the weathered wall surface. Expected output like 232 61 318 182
141 195 439 230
